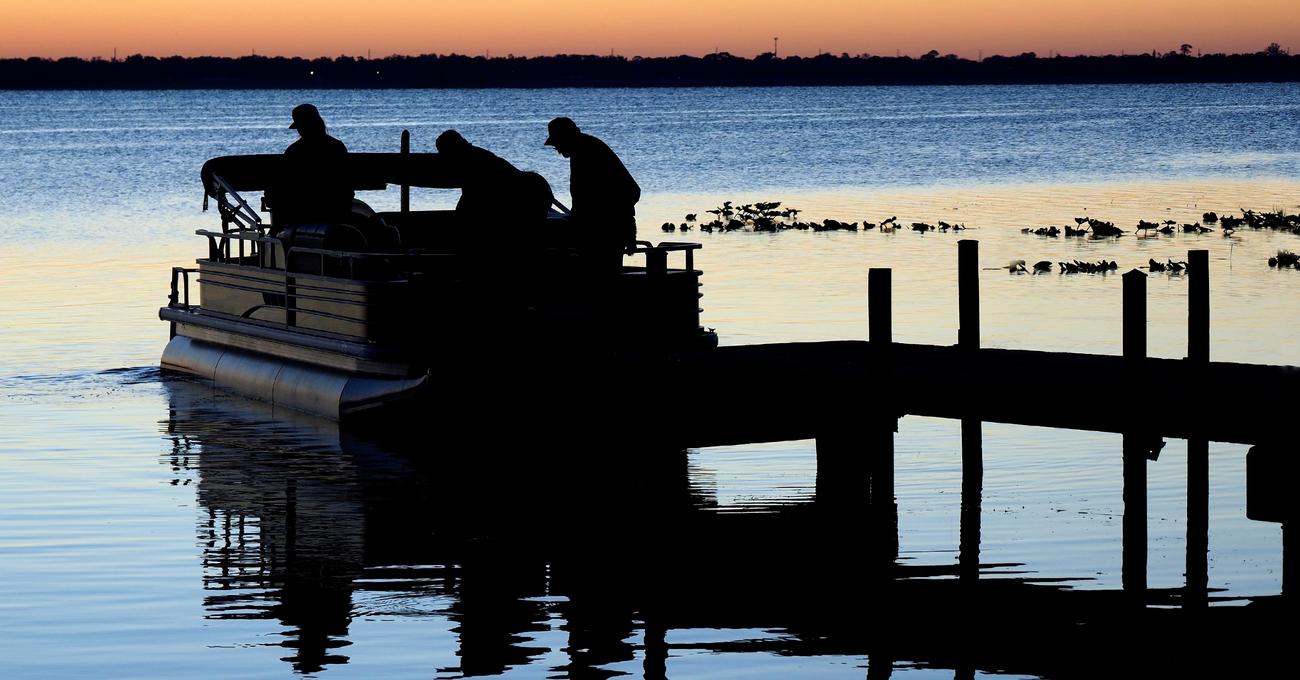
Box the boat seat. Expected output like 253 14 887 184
350 199 402 252
277 220 401 278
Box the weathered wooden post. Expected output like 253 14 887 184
958 240 983 583
1188 250 1209 362
400 129 411 214
1122 269 1148 599
1186 249 1209 607
869 268 892 351
868 268 898 557
958 240 980 350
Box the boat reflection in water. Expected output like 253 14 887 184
160 377 1291 678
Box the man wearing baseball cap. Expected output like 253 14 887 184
545 116 640 272
273 104 352 230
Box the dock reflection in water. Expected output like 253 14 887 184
160 378 1290 679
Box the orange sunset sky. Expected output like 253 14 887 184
1 0 1296 60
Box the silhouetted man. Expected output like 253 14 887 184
544 117 640 271
437 129 553 242
273 103 353 230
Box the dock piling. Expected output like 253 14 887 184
869 268 892 350
868 268 899 557
1122 270 1149 599
1186 250 1210 607
400 129 410 214
1188 250 1209 363
958 240 980 351
957 240 983 583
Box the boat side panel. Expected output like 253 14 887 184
172 320 413 377
198 263 294 325
198 260 407 339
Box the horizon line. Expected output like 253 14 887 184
7 43 1292 62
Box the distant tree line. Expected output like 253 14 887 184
2 45 1297 89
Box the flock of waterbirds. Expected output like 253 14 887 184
660 201 968 234
1021 210 1300 239
662 201 1300 273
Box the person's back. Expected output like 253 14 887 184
436 130 519 224
568 133 640 232
274 104 353 229
544 117 640 269
437 129 552 237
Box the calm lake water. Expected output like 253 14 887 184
1 85 1298 678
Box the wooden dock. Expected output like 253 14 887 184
649 242 1296 605
667 339 1298 447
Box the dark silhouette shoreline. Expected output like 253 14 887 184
3 46 1298 89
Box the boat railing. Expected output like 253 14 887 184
183 228 452 336
168 267 199 311
626 241 701 275
208 174 264 235
171 250 398 335
196 227 703 277
178 225 705 336
197 228 279 267
195 228 444 275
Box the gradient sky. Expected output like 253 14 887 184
1 0 1296 60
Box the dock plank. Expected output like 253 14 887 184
666 341 1297 447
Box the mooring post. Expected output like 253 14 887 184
958 240 980 350
957 240 983 584
1188 250 1209 362
869 268 892 351
868 268 898 557
400 129 411 214
1122 269 1149 599
1186 249 1210 607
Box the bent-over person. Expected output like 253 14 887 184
544 117 640 272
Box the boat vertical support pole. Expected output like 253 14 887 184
285 275 297 328
646 247 668 278
958 240 983 584
868 268 898 559
168 268 179 339
400 129 411 215
1186 249 1210 608
1122 269 1149 601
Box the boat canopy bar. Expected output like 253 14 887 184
200 152 460 199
